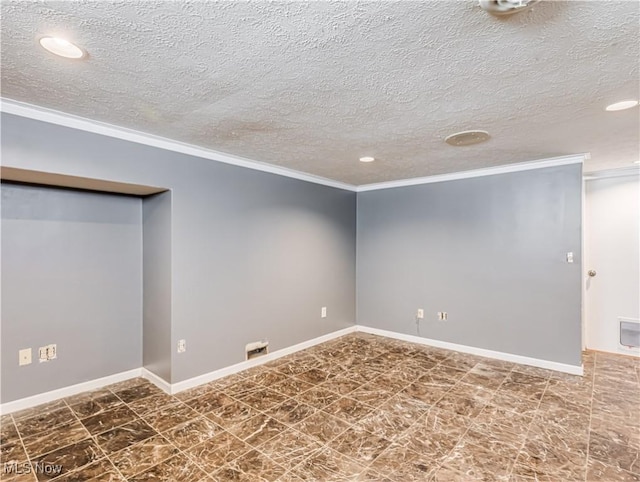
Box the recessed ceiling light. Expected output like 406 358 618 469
605 100 638 112
39 37 85 59
445 130 491 147
359 156 375 163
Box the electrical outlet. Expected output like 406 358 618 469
416 309 424 319
437 312 448 321
39 344 57 362
321 307 327 318
47 344 57 360
177 339 186 353
19 348 32 366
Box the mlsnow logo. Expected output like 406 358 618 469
3 462 63 476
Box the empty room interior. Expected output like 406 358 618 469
0 1 639 481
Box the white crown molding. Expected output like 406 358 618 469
356 154 588 192
0 368 142 415
356 325 583 375
1 98 589 193
0 98 358 192
583 165 640 180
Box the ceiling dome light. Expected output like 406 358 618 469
445 130 491 147
359 156 375 163
479 0 540 16
605 100 638 112
39 37 85 59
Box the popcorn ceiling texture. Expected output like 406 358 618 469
1 1 638 185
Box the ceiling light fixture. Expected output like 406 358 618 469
359 156 375 163
445 130 491 147
39 37 85 59
605 100 638 112
479 0 540 16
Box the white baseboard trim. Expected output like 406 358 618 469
0 327 358 413
0 368 142 415
170 326 357 394
141 368 172 394
356 325 584 376
1 324 583 414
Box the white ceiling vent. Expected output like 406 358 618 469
479 0 540 16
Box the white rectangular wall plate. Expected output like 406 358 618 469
19 348 32 366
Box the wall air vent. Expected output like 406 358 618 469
246 340 269 360
620 318 640 351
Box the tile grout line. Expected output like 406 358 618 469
504 368 551 480
147 377 297 480
584 351 597 482
240 345 422 477
42 382 180 481
10 337 626 481
428 361 489 479
61 391 129 481
361 354 491 478
112 387 223 480
245 356 399 477
9 413 38 482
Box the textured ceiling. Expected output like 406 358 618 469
1 1 638 185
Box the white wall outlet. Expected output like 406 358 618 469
46 344 57 360
177 339 186 353
566 252 574 263
321 307 327 318
39 344 57 362
438 312 448 321
19 348 32 366
416 309 424 319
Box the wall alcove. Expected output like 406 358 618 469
1 167 172 400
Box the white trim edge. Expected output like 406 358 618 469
0 98 357 192
0 368 142 415
0 328 357 414
170 326 357 394
583 165 640 180
2 99 589 193
356 154 588 192
0 324 585 414
356 325 584 375
141 368 172 394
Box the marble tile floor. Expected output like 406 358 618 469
1 333 639 481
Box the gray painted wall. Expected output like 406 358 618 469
1 113 356 391
1 183 143 401
357 164 583 366
142 191 172 381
